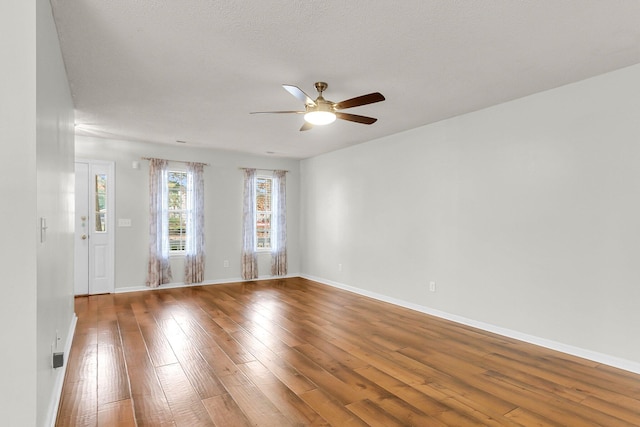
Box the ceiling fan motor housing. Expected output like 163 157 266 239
306 99 334 113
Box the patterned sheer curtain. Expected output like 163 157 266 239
241 168 258 279
147 159 172 287
184 162 205 284
271 170 287 276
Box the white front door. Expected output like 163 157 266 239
74 160 115 295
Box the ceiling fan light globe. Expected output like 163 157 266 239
304 111 336 126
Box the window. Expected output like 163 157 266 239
168 170 188 252
95 173 107 232
256 176 272 249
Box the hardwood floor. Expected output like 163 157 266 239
57 277 640 426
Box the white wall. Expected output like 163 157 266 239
0 1 38 425
0 1 75 426
300 63 640 367
75 137 300 289
36 0 76 425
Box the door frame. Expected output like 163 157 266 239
75 158 115 294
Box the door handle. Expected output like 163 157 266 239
81 234 87 240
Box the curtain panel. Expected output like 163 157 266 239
184 162 205 284
147 158 172 287
241 168 258 279
271 170 287 276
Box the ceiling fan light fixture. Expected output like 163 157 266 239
304 111 336 125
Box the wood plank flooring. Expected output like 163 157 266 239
57 277 640 426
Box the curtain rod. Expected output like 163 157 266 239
238 167 289 173
141 157 210 166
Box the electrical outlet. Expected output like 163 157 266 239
338 263 343 272
223 260 229 268
429 281 436 292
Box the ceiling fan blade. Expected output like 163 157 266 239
335 112 377 125
300 122 313 132
334 92 385 110
250 110 305 114
283 85 316 106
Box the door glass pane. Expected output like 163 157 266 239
95 174 107 232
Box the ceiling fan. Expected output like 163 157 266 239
251 82 385 131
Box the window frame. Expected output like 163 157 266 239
255 175 273 252
167 168 188 255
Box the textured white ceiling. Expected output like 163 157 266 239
51 0 640 159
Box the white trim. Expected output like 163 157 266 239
300 274 640 375
114 274 299 294
47 313 78 427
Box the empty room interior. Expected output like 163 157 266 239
3 1 640 426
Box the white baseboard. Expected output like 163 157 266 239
47 313 78 427
300 274 640 375
114 274 299 294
